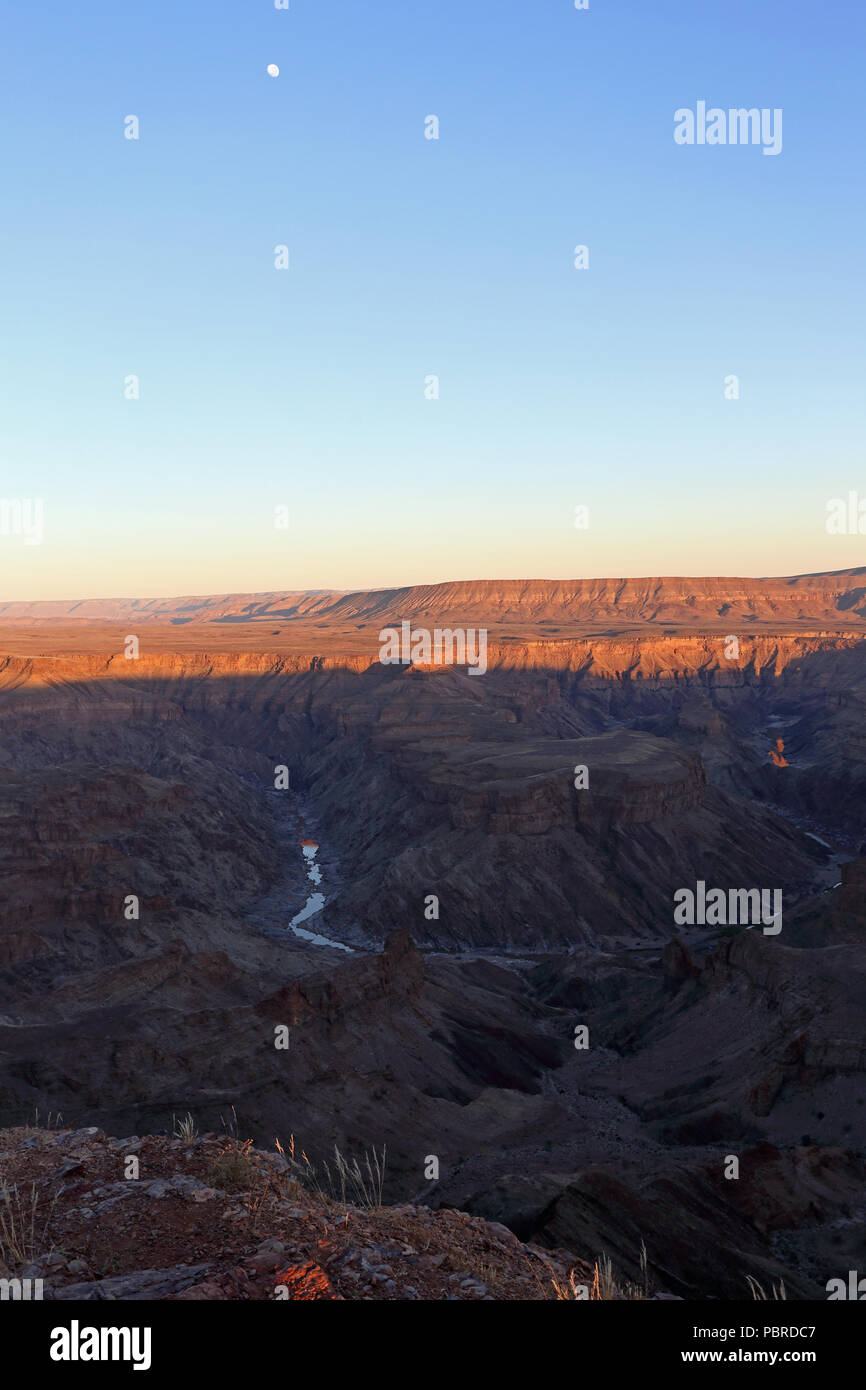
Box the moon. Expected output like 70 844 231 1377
267 64 280 77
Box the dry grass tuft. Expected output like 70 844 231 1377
207 1139 256 1191
172 1112 199 1144
277 1135 386 1210
0 1180 57 1268
550 1242 652 1301
746 1274 787 1300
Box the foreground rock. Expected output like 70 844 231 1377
0 1126 599 1301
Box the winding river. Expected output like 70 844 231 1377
289 839 354 952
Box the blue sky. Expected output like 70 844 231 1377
0 0 864 599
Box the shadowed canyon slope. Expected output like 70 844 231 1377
1 570 865 1299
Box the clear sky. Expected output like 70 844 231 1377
0 0 863 600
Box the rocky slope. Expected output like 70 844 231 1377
0 1124 600 1301
0 571 864 1299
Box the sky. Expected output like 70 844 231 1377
0 0 864 600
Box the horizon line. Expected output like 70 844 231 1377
2 563 866 609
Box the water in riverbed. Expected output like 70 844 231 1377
289 840 353 952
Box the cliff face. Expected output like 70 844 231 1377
3 566 866 628
0 630 859 956
2 629 864 678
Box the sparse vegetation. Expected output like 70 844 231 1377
278 1135 386 1210
0 1180 54 1268
19 1108 64 1136
207 1139 256 1191
746 1274 787 1300
550 1243 652 1301
34 1108 64 1130
219 1105 240 1144
172 1112 199 1143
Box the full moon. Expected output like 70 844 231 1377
267 64 280 77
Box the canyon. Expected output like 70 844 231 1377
1 569 865 1298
